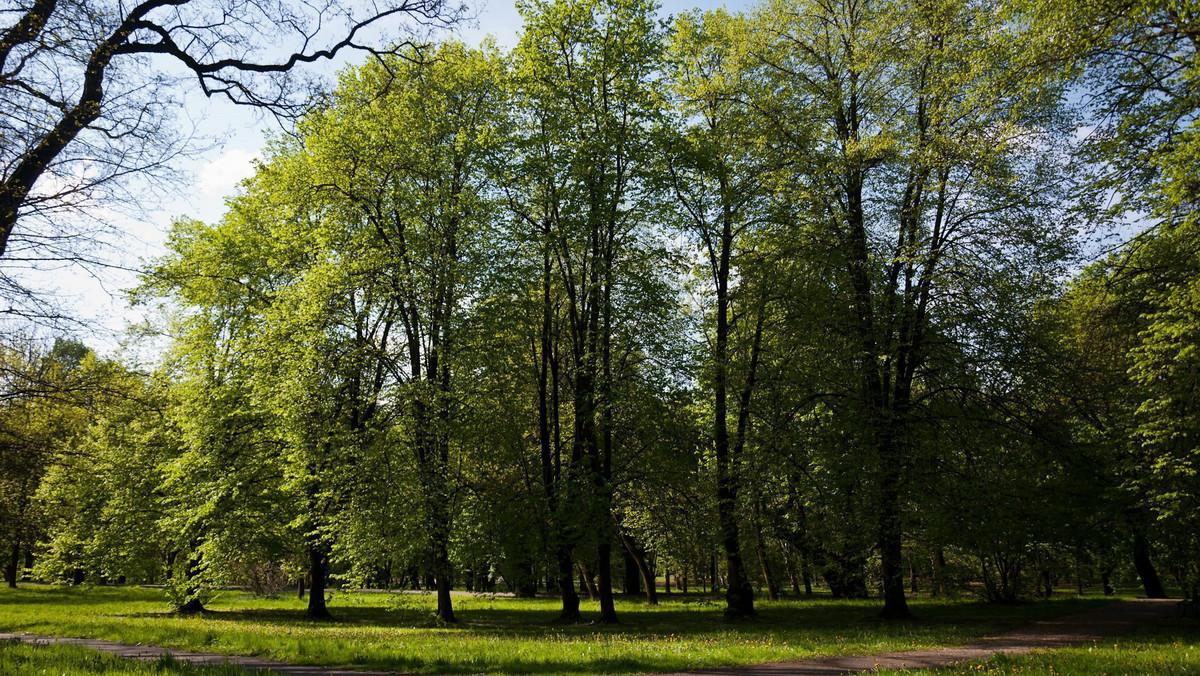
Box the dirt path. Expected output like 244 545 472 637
664 597 1178 675
0 598 1177 676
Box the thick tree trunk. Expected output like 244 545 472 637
557 548 581 621
307 545 331 619
1133 530 1167 598
597 541 618 622
623 548 641 595
876 427 912 619
434 537 456 622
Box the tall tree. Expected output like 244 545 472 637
511 0 666 623
663 8 780 618
756 0 1077 617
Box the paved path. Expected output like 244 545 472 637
0 598 1177 675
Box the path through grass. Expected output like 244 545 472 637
0 639 264 675
875 617 1199 675
0 585 1128 675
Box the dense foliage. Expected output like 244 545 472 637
2 0 1197 623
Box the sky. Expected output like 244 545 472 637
17 0 747 356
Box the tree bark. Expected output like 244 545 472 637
307 545 331 619
5 540 18 588
1133 530 1168 598
752 493 780 601
619 531 657 604
577 560 598 601
623 547 641 595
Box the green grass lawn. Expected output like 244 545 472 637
0 640 266 675
876 617 1200 675
0 584 1141 675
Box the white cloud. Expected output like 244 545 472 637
197 147 259 198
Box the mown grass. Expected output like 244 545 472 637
0 584 1138 675
876 617 1199 675
0 639 264 675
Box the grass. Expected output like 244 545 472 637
876 617 1200 675
0 639 265 675
0 584 1141 675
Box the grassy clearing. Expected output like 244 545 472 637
876 618 1199 676
0 639 264 675
0 585 1134 675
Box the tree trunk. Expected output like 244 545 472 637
1133 530 1167 598
623 547 641 595
297 575 306 600
752 494 780 601
307 545 331 619
557 548 581 621
619 532 657 605
593 248 618 624
5 541 18 588
931 549 947 597
877 437 911 619
577 560 599 601
597 541 618 622
434 538 456 622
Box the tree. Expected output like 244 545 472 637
755 0 1077 617
510 0 667 623
1013 0 1200 599
0 0 462 298
663 8 780 618
284 40 505 621
0 337 126 587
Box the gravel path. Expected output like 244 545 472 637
0 597 1177 675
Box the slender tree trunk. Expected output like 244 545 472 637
297 575 306 600
752 494 780 601
802 557 813 596
577 560 598 601
5 540 19 588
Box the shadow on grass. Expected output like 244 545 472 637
2 586 1131 676
123 595 1118 638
